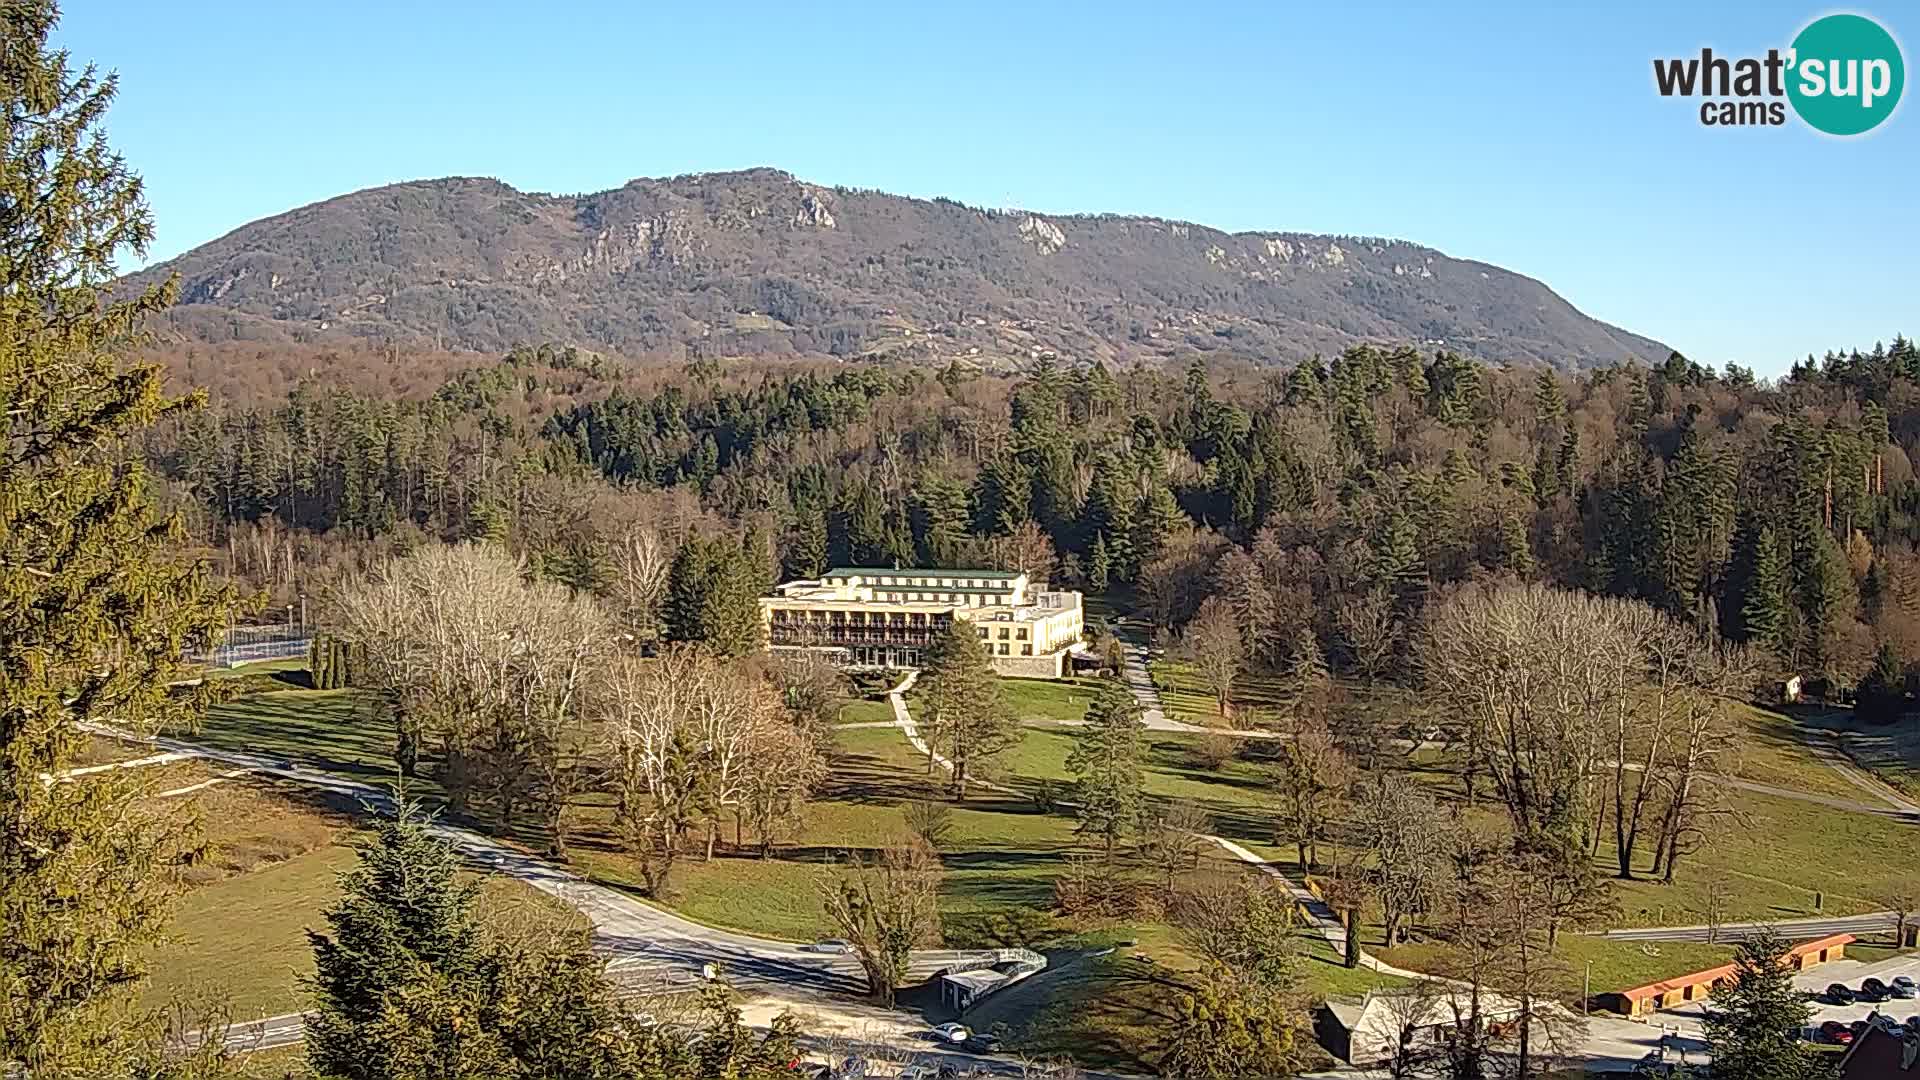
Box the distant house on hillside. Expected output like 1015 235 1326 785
1781 674 1804 704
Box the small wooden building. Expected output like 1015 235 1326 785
1600 933 1853 1018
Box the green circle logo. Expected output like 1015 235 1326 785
1788 13 1905 135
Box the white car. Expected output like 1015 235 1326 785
930 1022 971 1044
811 938 852 954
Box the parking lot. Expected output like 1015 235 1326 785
1658 949 1920 1042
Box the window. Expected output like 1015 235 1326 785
977 627 989 639
997 627 1010 639
1016 628 1028 640
1021 645 1032 656
997 643 1009 655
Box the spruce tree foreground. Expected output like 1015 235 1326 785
304 801 805 1080
0 4 242 1074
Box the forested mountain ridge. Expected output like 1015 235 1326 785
159 337 1920 699
124 167 1671 370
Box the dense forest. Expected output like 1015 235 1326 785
148 336 1920 694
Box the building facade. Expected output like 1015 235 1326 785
760 567 1084 678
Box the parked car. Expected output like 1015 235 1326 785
1821 1021 1855 1045
1861 978 1891 1002
1873 1013 1907 1036
1891 976 1918 999
810 939 851 954
961 1033 1001 1054
930 1022 971 1044
1828 983 1859 1005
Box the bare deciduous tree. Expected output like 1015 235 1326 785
901 799 954 850
817 840 944 1006
1181 596 1244 719
1420 583 1638 853
1135 801 1213 895
1170 871 1302 990
1335 585 1401 682
335 543 608 852
994 520 1058 585
1273 712 1354 873
1358 780 1454 947
597 647 822 888
608 524 672 642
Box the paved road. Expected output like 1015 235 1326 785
88 722 1009 1001
1600 911 1900 944
1115 640 1283 738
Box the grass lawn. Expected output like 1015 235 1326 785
1000 677 1106 725
988 725 1279 844
570 723 1090 943
143 835 587 1020
143 838 359 1019
191 689 427 795
1596 787 1920 926
1376 934 1737 1003
203 656 312 682
964 925 1397 1074
1719 705 1863 801
833 697 895 725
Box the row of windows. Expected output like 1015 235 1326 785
879 591 1009 605
991 642 1034 656
775 610 948 626
869 575 1005 588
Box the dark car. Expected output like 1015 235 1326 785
1861 978 1891 1002
1828 982 1859 1005
961 1033 1001 1054
1905 1015 1920 1033
1821 1021 1855 1045
1892 976 1918 999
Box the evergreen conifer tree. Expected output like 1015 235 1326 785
1 5 242 1067
1066 681 1147 859
1702 931 1825 1080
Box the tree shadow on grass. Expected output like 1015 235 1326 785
963 953 1190 1074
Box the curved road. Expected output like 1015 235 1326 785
88 721 1006 1000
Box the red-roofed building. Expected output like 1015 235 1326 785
1598 933 1854 1018
1838 1024 1920 1080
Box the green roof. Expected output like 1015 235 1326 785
824 567 1021 580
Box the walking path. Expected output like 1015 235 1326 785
886 671 1420 979
1802 733 1920 815
83 721 1004 1004
1116 642 1282 738
41 750 197 782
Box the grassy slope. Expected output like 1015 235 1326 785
833 697 895 725
1793 705 1920 802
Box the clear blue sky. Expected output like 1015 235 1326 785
59 0 1917 374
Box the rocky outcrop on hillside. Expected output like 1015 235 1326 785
126 167 1670 370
